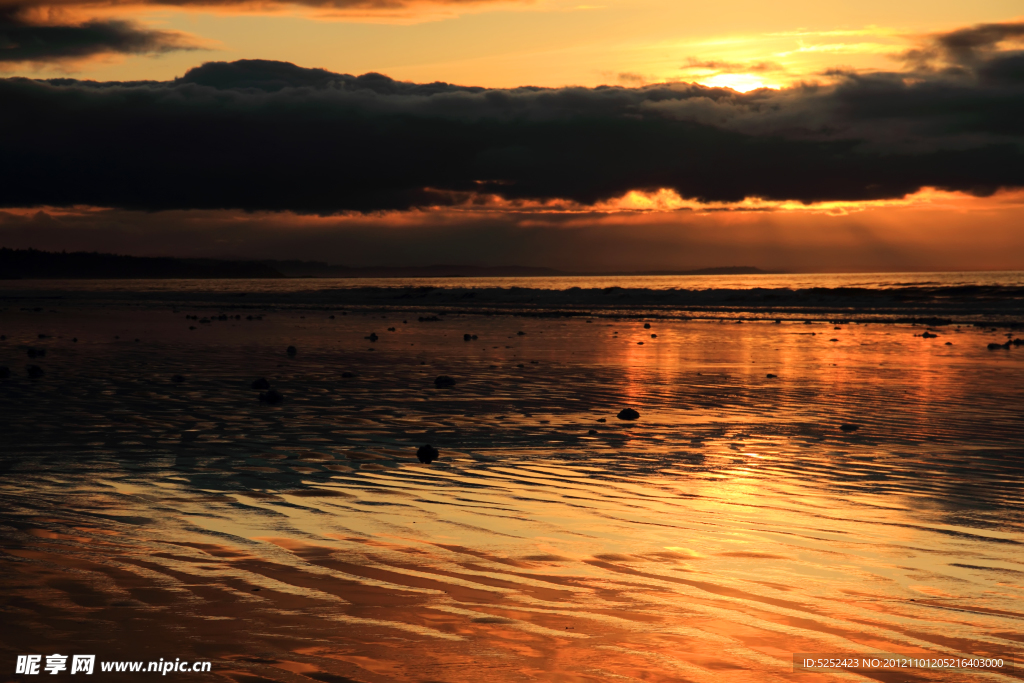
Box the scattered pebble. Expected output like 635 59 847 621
766 373 777 378
417 444 440 464
434 375 457 388
286 345 297 356
617 408 640 420
26 365 44 378
840 424 859 432
251 378 271 390
172 374 185 383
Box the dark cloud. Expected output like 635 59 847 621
682 58 784 73
0 0 503 13
902 20 1024 74
0 47 1022 214
0 5 196 63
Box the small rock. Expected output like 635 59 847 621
617 408 640 420
517 331 526 336
27 347 45 358
829 338 839 342
597 418 606 423
26 365 44 378
637 341 644 345
286 345 297 356
651 334 657 338
766 373 777 378
588 429 598 435
341 371 357 378
840 424 859 432
367 333 379 342
921 332 938 338
434 375 457 388
464 334 473 341
72 337 77 342
0 366 9 378
172 374 185 383
251 378 271 390
417 444 440 463
945 342 953 345
987 342 1004 350
259 389 284 404
643 323 651 329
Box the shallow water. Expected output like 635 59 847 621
1 306 1022 682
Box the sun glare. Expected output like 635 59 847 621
696 73 779 92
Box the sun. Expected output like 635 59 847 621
696 73 780 92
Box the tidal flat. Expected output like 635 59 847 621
1 290 1022 683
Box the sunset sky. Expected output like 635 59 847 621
1 0 1023 271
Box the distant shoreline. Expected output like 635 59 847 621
0 248 774 279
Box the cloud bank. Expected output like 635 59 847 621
1 22 1022 214
0 5 196 64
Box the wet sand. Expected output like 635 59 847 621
1 299 1023 682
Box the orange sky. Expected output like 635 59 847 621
4 0 1021 88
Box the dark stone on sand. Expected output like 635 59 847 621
987 342 1005 350
766 373 777 378
921 332 938 338
840 424 859 432
172 374 185 383
517 331 526 335
643 323 651 329
366 332 379 342
259 389 284 404
251 378 271 390
588 429 598 435
945 342 953 345
651 334 657 338
72 338 77 342
417 444 440 463
26 365 44 378
341 371 357 378
830 338 839 342
434 375 457 388
617 408 640 420
286 345 297 356
597 418 606 422
464 334 472 341
0 366 9 378
27 347 45 358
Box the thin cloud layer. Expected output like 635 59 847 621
0 5 196 63
1 21 1022 214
